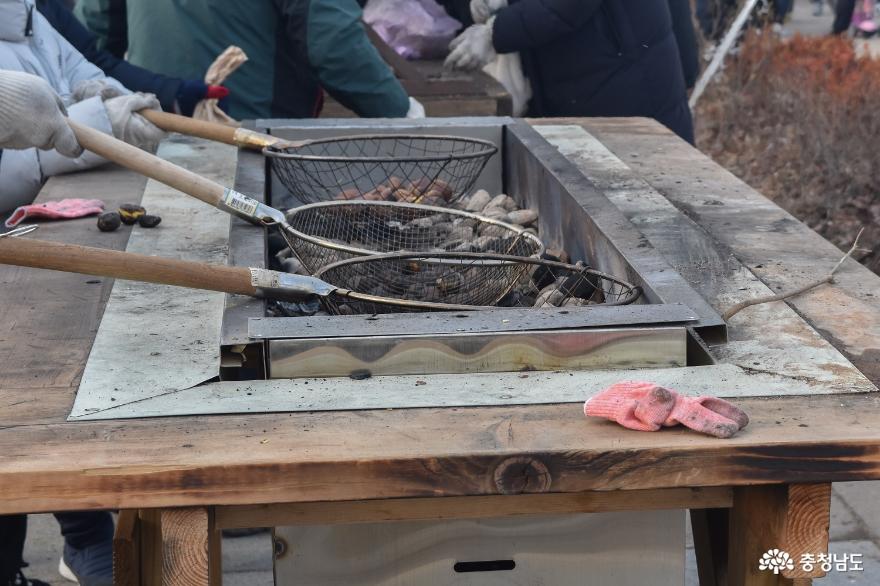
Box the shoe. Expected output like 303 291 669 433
9 570 50 586
59 541 113 586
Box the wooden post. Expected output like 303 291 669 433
725 484 831 586
160 507 219 586
114 510 141 586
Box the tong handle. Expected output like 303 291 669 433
68 120 227 209
0 236 258 297
138 110 292 150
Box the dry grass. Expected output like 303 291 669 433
696 31 879 273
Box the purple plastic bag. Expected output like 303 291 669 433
364 0 462 60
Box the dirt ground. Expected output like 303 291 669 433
695 10 879 274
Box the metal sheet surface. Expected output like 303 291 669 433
67 362 874 420
274 510 685 586
69 138 236 420
267 326 687 378
249 303 698 340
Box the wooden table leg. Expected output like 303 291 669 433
129 507 221 586
723 484 831 586
114 510 140 586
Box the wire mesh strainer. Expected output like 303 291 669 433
284 200 544 273
264 134 497 205
314 252 642 315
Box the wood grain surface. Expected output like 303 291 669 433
1 126 880 518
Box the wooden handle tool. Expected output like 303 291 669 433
0 236 336 300
67 119 287 226
138 109 299 150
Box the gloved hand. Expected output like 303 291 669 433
104 93 166 152
5 198 105 228
406 97 426 119
71 78 124 103
175 79 230 117
445 18 497 71
584 381 750 438
470 0 507 24
0 70 82 157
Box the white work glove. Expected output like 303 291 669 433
0 71 82 158
406 97 426 119
104 93 165 152
470 0 507 24
72 78 124 103
444 18 497 72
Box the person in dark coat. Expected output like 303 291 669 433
36 0 222 116
445 0 695 144
668 0 700 90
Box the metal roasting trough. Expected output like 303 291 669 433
222 117 729 381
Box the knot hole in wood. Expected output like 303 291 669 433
493 456 552 494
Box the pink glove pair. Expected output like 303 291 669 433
584 381 749 438
5 199 104 228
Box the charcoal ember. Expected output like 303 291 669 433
436 272 464 296
472 235 499 251
486 194 516 212
281 257 305 274
533 282 566 308
544 248 570 264
410 216 435 229
448 225 474 242
453 217 478 229
479 224 512 239
506 209 538 226
272 296 322 316
465 189 492 212
480 206 508 221
558 272 598 300
431 221 453 234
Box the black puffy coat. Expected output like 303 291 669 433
492 0 694 143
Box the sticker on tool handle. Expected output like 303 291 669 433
250 268 281 290
223 189 259 217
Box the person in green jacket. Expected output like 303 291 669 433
75 0 424 120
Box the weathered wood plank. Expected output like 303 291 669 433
576 117 880 385
215 487 732 529
2 393 880 514
727 485 794 586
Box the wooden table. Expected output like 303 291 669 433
1 118 879 586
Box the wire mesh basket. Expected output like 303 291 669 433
314 252 642 315
264 134 497 205
284 200 544 273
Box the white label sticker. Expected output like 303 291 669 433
223 189 259 217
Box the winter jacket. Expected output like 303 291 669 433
0 0 120 213
74 0 410 120
669 0 699 89
492 0 694 143
39 0 183 112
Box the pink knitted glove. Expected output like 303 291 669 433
584 381 749 438
5 199 105 228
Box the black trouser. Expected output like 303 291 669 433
0 511 114 580
0 515 26 582
833 0 857 33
